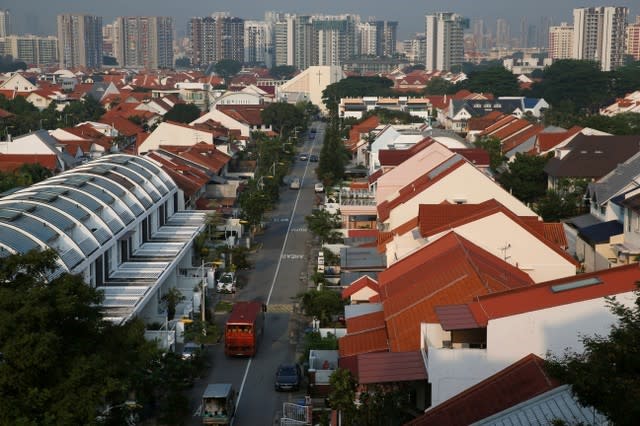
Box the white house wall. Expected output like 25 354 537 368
431 213 575 282
139 122 215 153
191 108 251 138
386 163 537 229
427 291 636 408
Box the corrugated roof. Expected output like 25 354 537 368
345 309 385 333
338 327 389 357
353 351 427 385
577 219 623 245
406 354 560 426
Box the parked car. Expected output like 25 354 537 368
314 182 324 193
290 177 301 190
309 154 319 162
275 363 302 391
216 272 236 294
298 153 309 161
181 342 201 360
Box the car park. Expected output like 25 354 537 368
314 183 324 193
275 363 302 391
309 154 318 162
216 272 236 294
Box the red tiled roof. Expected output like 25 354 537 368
451 148 490 167
378 137 435 166
347 351 427 385
160 142 231 173
467 111 505 131
98 115 143 137
468 263 640 326
338 327 389 357
380 232 534 352
342 275 380 299
501 124 545 154
417 200 577 265
480 115 518 135
534 126 583 153
434 304 480 330
543 223 568 250
145 151 208 196
346 309 385 334
406 354 560 426
377 156 466 222
216 105 265 125
0 153 58 172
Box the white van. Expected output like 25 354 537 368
290 177 301 189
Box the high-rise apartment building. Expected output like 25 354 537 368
244 20 272 67
401 33 426 64
1 35 59 66
273 15 294 66
358 22 378 56
627 16 640 61
0 9 12 37
190 13 244 68
373 20 398 57
496 18 510 48
472 19 487 50
112 16 173 69
425 12 464 71
548 22 574 60
572 6 628 71
57 14 103 69
313 15 358 66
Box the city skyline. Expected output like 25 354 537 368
2 0 639 40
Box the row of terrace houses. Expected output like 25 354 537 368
326 119 639 423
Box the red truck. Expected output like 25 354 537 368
224 301 265 357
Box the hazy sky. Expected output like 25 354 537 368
3 0 639 39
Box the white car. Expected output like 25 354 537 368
314 183 324 193
216 272 236 293
290 177 301 190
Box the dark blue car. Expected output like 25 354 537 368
275 363 302 391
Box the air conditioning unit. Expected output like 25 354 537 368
442 340 452 349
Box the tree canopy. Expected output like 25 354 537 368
322 76 394 115
270 65 297 80
0 250 159 425
424 77 457 95
260 102 305 136
462 66 520 97
498 153 551 203
163 103 202 124
545 289 640 426
214 59 242 79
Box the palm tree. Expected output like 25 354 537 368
161 287 186 321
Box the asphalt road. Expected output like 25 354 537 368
187 123 325 426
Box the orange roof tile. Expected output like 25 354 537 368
467 263 640 326
380 232 534 352
338 327 389 357
342 275 380 299
406 354 560 426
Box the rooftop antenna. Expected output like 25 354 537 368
499 243 511 261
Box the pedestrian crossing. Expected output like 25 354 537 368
267 303 295 313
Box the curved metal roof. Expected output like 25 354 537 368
0 154 176 270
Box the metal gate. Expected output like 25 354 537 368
280 401 311 425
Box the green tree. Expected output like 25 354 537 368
160 287 186 321
298 289 344 326
475 136 504 171
305 209 342 243
424 77 457 95
327 369 358 425
498 152 551 203
358 384 414 426
164 103 202 123
317 122 349 185
530 60 610 113
61 96 106 126
545 289 640 426
214 59 242 79
610 61 640 98
270 65 297 80
464 66 520 97
260 102 305 136
0 249 159 425
322 76 394 115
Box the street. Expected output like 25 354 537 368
186 123 325 425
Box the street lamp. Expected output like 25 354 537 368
200 260 223 336
257 175 273 190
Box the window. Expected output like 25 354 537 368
635 214 640 233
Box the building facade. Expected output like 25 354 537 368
190 14 244 68
548 22 574 60
572 6 628 71
0 35 59 66
425 12 465 71
0 9 12 37
113 16 174 69
627 16 640 61
57 14 103 69
244 20 272 67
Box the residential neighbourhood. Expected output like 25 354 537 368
1 3 640 426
